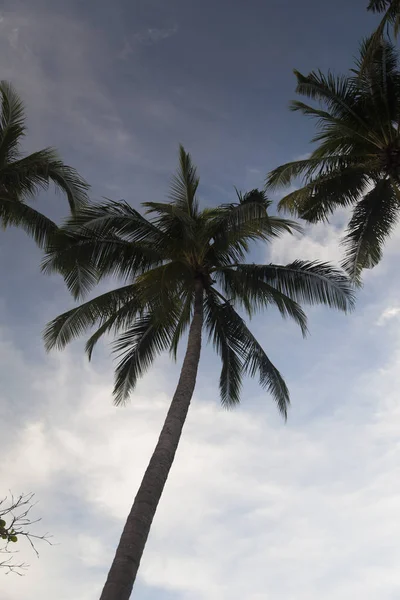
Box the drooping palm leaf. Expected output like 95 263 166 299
341 177 400 281
204 288 290 416
0 196 57 247
204 289 244 407
43 284 140 351
0 81 89 245
113 309 180 405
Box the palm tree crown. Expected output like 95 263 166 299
266 38 400 283
0 81 89 246
44 146 353 417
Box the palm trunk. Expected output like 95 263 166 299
99 279 204 600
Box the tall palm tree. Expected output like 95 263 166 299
43 146 354 600
0 81 89 246
266 38 400 283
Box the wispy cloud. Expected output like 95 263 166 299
377 306 400 326
2 311 400 599
119 24 178 58
134 25 178 44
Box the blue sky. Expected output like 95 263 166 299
2 0 400 599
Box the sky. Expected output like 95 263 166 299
1 0 400 599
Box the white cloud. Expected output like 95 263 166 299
268 210 348 266
377 306 400 326
2 303 400 599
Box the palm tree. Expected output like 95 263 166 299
0 81 89 246
43 146 354 600
266 38 400 283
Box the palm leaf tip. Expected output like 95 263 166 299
168 144 199 216
367 1 391 12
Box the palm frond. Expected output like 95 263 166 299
233 262 355 313
59 200 167 246
169 288 194 361
207 290 290 419
205 289 290 416
267 156 358 191
0 81 26 164
216 266 308 336
277 168 371 222
135 261 194 311
43 284 139 351
341 177 400 282
168 145 199 216
142 200 197 251
292 69 364 123
368 0 392 11
43 229 165 299
204 290 244 407
112 311 178 405
0 196 57 247
242 326 290 419
206 194 301 267
1 149 89 210
367 1 400 38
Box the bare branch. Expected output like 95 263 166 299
0 492 52 576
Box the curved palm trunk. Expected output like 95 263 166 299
99 279 204 600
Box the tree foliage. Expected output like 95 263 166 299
44 146 354 418
0 81 89 246
266 38 400 283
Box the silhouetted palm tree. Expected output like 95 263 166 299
44 147 354 600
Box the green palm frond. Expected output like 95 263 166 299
1 149 89 211
142 200 198 252
215 266 308 335
205 289 244 407
0 81 25 165
135 262 194 310
241 326 290 419
60 200 166 245
206 192 301 267
277 168 372 222
113 310 178 405
0 81 89 245
43 284 140 351
0 196 57 248
169 288 194 361
267 156 362 190
233 262 355 312
342 178 400 282
205 288 290 416
168 144 199 216
43 231 164 299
